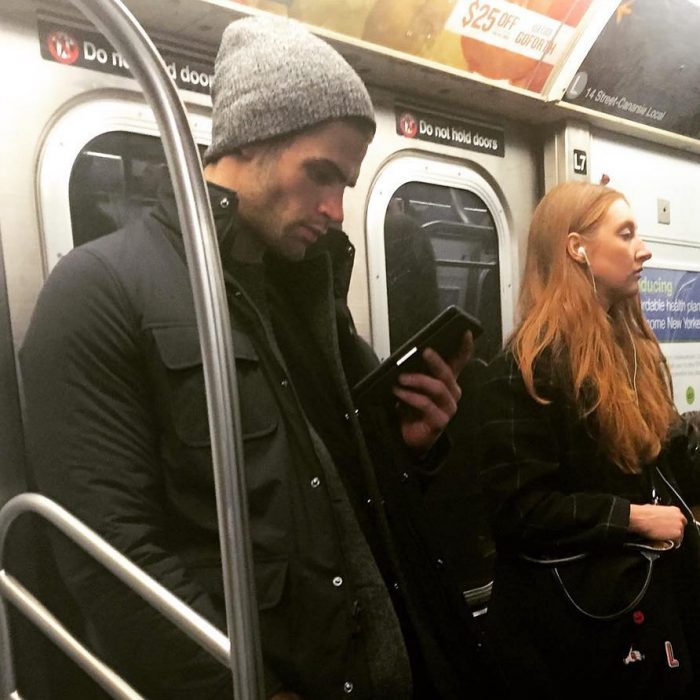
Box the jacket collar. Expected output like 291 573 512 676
153 177 239 250
152 175 356 301
304 229 355 302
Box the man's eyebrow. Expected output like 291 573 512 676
306 158 357 187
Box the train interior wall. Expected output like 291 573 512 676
589 130 700 411
590 130 700 258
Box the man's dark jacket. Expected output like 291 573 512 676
20 182 479 699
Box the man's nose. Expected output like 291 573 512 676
319 190 344 225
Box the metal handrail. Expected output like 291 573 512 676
0 494 230 698
0 573 139 700
1 0 263 697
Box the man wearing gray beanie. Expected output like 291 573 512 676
21 13 479 700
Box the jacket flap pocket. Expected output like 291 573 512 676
150 324 273 447
255 558 288 611
152 325 202 369
152 325 259 369
231 329 258 362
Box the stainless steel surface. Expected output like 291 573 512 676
64 1 263 697
0 570 143 700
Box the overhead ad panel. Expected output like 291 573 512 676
563 0 700 138
239 0 593 93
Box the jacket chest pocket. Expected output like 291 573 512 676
150 324 278 447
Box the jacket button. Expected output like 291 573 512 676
343 681 354 694
400 472 409 483
219 197 230 209
435 557 445 569
310 477 321 488
280 379 289 388
332 576 343 587
344 409 359 421
233 290 242 298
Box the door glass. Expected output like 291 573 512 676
69 132 206 247
383 181 501 362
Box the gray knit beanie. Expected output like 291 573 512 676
204 15 375 164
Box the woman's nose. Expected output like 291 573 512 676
636 240 652 262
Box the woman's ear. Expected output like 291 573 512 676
566 232 586 263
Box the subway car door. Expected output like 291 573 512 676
365 151 515 613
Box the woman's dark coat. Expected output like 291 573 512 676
478 350 700 698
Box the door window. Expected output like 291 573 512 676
37 98 211 273
69 132 206 247
383 181 501 362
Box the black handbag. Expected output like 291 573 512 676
522 539 674 621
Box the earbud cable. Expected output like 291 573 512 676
582 249 597 296
625 320 639 405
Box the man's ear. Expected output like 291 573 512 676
202 151 248 191
566 232 586 263
237 145 256 161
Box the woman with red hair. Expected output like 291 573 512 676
479 181 700 697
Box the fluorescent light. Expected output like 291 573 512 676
84 151 122 161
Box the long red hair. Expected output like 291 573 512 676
511 182 676 473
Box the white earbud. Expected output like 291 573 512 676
578 244 597 295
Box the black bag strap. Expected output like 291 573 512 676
521 539 674 621
516 464 689 622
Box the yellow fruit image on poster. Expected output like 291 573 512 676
289 0 378 38
234 0 593 94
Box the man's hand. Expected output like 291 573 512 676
393 330 473 453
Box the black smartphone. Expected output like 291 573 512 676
351 305 483 406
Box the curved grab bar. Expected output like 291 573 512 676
0 573 142 700
0 494 230 698
59 1 263 698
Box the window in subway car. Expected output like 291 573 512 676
383 180 501 363
69 131 206 247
